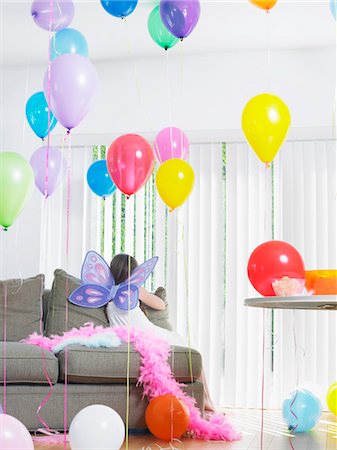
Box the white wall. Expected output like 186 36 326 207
0 46 335 279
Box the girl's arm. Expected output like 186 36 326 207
138 287 166 310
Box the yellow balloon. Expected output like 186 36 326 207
156 159 194 211
327 382 337 416
242 93 291 165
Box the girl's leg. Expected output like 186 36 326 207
199 369 216 412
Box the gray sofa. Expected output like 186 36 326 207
0 272 204 431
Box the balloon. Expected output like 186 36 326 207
0 152 34 231
330 0 336 19
249 0 277 11
247 241 305 296
107 134 154 197
100 0 138 18
87 160 117 198
282 389 322 432
31 0 74 31
69 404 125 450
160 0 201 39
298 382 325 406
0 414 34 449
242 93 291 165
44 54 99 131
156 159 194 211
154 127 189 163
145 394 190 441
148 6 179 50
25 91 57 139
30 146 66 197
327 382 337 416
51 28 88 61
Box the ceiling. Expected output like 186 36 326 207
1 0 335 66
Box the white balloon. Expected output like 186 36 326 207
69 404 125 450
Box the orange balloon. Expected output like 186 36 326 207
145 395 190 441
249 0 277 11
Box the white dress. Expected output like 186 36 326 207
106 301 186 347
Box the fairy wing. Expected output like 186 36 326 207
128 256 159 287
68 284 110 308
112 284 139 311
81 251 114 289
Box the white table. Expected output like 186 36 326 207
244 295 337 310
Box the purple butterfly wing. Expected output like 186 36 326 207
68 284 110 308
128 257 158 287
113 284 139 311
81 251 114 289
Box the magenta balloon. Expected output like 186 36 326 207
154 127 189 163
31 0 75 31
30 146 66 197
44 53 99 130
0 414 34 449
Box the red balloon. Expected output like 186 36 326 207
107 134 154 197
145 394 190 441
247 241 305 296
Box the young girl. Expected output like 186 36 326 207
106 253 215 412
106 254 184 347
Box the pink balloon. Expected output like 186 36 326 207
43 53 99 131
31 0 74 31
30 146 66 197
0 414 34 449
154 127 189 163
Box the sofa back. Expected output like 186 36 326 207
42 289 51 326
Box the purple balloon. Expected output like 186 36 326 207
43 54 99 130
160 0 200 39
30 146 66 197
31 0 75 31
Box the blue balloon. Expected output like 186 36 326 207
51 28 89 61
25 91 58 139
282 389 322 433
100 0 138 18
87 160 117 198
330 0 336 19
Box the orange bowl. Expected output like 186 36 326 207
305 270 337 295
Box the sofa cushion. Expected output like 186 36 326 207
58 344 202 384
140 287 172 331
0 342 58 384
45 269 109 336
0 275 44 341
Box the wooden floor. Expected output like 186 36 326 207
34 409 337 450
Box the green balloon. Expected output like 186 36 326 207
0 152 34 230
148 5 179 50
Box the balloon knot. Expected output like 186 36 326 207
41 137 45 142
66 129 71 136
3 227 8 232
265 162 271 168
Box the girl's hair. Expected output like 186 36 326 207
109 254 138 285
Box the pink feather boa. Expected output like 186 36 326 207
23 323 240 442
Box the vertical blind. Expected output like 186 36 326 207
42 139 336 408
